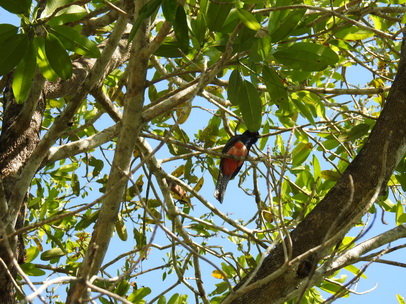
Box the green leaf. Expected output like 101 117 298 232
46 5 88 26
228 70 243 106
42 0 73 17
291 94 315 125
45 32 72 80
269 9 306 42
40 248 65 261
127 287 152 302
25 246 40 263
273 42 339 71
395 201 406 225
50 25 101 58
267 0 290 34
0 33 28 76
291 142 312 166
238 80 262 132
20 263 46 276
158 296 167 304
12 40 36 103
262 66 289 108
236 8 261 31
173 6 189 52
206 0 233 32
115 218 128 241
128 0 162 42
0 0 31 15
190 11 207 45
168 293 188 304
335 26 375 41
320 170 341 181
115 280 131 296
34 36 59 81
162 0 177 22
154 40 183 57
0 24 18 43
345 123 370 142
344 265 367 279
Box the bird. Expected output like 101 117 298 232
214 130 259 203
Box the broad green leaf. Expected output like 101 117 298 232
320 170 341 181
206 0 233 32
262 66 289 109
46 5 87 26
238 80 263 132
221 8 240 33
162 0 177 22
50 25 100 58
128 0 162 42
335 26 374 41
344 123 370 142
154 40 183 57
312 155 321 179
158 296 167 304
320 280 344 295
25 246 40 263
228 70 243 106
291 142 312 166
12 40 36 103
34 36 58 81
57 163 79 172
173 6 189 52
254 35 271 60
236 8 261 31
0 0 31 15
190 11 207 45
395 201 406 225
0 24 18 43
42 0 73 17
269 9 306 42
127 287 152 302
344 265 367 279
115 280 130 296
167 293 188 304
267 0 290 34
259 120 269 150
273 42 339 71
40 248 65 261
115 218 128 241
75 210 99 230
45 32 72 80
20 263 46 276
0 33 28 76
71 173 80 196
291 95 315 125
175 101 192 124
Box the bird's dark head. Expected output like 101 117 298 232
242 130 259 146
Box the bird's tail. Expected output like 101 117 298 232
214 173 231 203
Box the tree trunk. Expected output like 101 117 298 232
0 74 45 303
228 37 406 304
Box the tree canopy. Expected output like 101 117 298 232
0 0 406 303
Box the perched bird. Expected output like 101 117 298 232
214 130 259 203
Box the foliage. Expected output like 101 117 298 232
0 0 405 303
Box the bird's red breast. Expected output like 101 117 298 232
221 141 248 175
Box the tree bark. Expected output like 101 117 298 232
0 74 45 303
228 37 406 304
